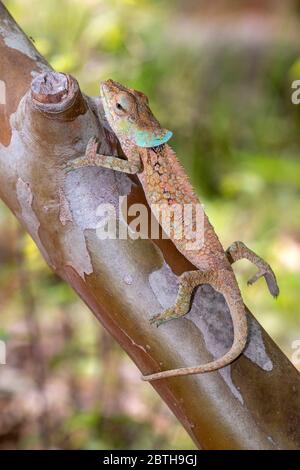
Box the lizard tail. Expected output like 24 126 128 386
142 286 248 381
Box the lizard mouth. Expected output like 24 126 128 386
100 82 108 103
100 81 114 124
100 80 116 100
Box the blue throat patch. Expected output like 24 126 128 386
133 129 173 148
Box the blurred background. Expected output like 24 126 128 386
1 0 300 449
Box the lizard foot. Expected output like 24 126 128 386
149 307 183 327
65 137 99 172
149 270 210 328
226 241 279 298
247 267 279 298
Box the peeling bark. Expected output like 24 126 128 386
0 2 299 450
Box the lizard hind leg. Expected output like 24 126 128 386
142 269 247 381
149 270 212 328
225 241 279 298
142 269 248 381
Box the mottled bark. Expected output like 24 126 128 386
0 2 299 450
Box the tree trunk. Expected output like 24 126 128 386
0 2 299 450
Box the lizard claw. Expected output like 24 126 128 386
149 307 181 327
85 136 99 161
247 268 279 298
149 313 165 327
64 137 100 173
64 165 75 174
64 156 86 173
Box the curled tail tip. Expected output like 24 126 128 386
141 374 155 382
141 372 163 382
142 368 188 381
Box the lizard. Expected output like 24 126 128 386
67 79 279 381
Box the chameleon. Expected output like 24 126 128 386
67 79 279 381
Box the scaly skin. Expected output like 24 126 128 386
67 79 279 381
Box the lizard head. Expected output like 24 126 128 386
100 79 173 148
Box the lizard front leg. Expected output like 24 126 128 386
66 137 142 174
225 241 279 297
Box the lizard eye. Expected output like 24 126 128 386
115 94 132 112
116 102 125 111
